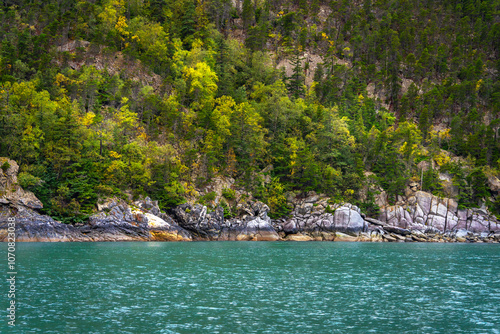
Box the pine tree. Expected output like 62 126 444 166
180 0 196 49
287 47 305 99
215 35 232 97
242 0 254 31
419 106 430 140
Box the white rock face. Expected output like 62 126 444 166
379 190 500 233
246 217 270 230
143 212 171 228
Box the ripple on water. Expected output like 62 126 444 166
1 242 499 333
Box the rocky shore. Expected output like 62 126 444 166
1 158 499 243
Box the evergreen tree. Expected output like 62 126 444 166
180 0 196 48
287 47 305 99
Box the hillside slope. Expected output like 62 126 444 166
0 0 499 222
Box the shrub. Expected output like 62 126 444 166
220 199 234 218
1 161 10 173
198 191 217 206
18 172 42 190
262 177 291 219
158 181 186 210
221 188 236 200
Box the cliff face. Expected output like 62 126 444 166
1 158 499 243
0 158 43 210
0 158 88 241
272 190 500 242
378 186 500 234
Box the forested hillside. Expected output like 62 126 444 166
0 0 499 223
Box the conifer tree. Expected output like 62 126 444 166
287 47 305 99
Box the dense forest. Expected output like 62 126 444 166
0 0 499 223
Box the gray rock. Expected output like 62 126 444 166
415 191 433 216
487 175 500 193
283 219 298 234
171 204 223 239
0 206 90 242
365 217 386 226
305 195 319 203
383 225 411 236
333 206 366 233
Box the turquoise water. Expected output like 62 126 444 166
1 242 499 333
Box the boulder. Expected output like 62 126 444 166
285 233 314 241
383 225 411 236
282 218 299 234
487 175 500 193
333 206 367 233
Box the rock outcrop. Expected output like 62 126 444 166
1 157 499 243
0 158 88 242
379 190 500 234
273 192 368 241
0 205 90 242
0 158 192 242
86 198 192 241
171 201 279 241
0 159 43 210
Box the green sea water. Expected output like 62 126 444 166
1 242 499 333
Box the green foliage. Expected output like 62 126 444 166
220 199 235 219
324 205 335 214
258 177 291 219
1 161 10 172
17 172 42 190
0 0 498 223
221 188 236 200
490 196 500 219
422 169 444 197
198 191 217 207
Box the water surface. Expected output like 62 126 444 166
1 242 499 333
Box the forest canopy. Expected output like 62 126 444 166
0 0 499 222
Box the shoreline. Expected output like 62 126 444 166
1 159 499 244
3 229 499 243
